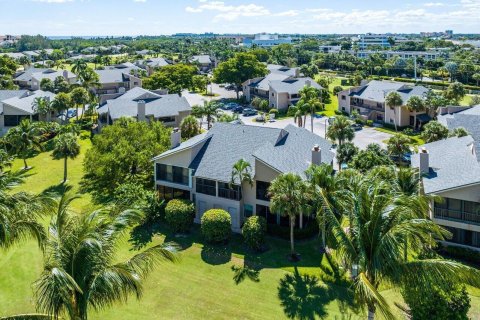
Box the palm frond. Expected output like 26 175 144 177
355 272 395 320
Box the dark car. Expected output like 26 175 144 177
242 108 258 116
351 123 363 131
225 84 236 90
225 102 239 110
233 106 244 113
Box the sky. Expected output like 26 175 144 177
0 0 479 36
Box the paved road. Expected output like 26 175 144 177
182 83 239 107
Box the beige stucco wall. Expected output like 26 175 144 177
270 91 289 111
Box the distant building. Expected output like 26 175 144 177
136 57 172 75
13 67 77 90
356 33 411 49
346 50 447 60
319 45 342 54
190 55 215 73
243 34 292 48
338 80 431 128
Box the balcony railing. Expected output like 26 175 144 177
434 208 480 225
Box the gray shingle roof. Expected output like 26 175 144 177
137 57 170 68
267 64 299 77
411 136 480 194
1 90 56 114
99 87 191 120
269 77 322 95
159 123 334 183
153 132 210 160
0 90 28 103
351 80 429 103
31 70 76 82
14 68 49 82
191 55 212 65
1 52 26 59
248 73 290 91
95 69 135 84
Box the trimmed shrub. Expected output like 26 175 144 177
242 216 267 251
201 209 231 243
366 120 374 127
269 108 279 115
165 199 195 233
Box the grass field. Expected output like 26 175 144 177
315 76 351 117
375 127 426 146
1 133 480 319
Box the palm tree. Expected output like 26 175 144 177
406 96 425 130
268 173 309 260
52 133 80 183
200 101 221 130
71 59 88 80
385 91 403 132
34 193 178 320
32 96 52 122
335 142 358 170
305 164 337 249
299 85 322 132
80 68 101 92
386 133 411 164
0 170 54 250
319 176 480 320
326 115 354 147
51 92 72 124
5 119 43 169
231 159 253 220
70 87 89 120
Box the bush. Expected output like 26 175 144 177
402 282 470 320
403 128 415 136
201 209 231 243
269 108 279 114
165 199 195 233
267 221 318 240
242 216 267 251
438 244 480 266
334 110 343 115
366 120 373 127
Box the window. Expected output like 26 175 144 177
158 116 175 123
256 181 270 201
196 178 216 196
218 182 241 201
156 164 189 186
256 204 276 224
341 95 346 100
271 93 274 97
157 185 190 201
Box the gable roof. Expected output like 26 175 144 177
1 90 55 114
95 68 138 84
248 73 291 91
156 123 334 183
351 80 429 103
191 55 212 64
0 90 28 103
267 64 299 77
98 87 191 120
137 57 170 68
31 70 76 82
14 68 49 82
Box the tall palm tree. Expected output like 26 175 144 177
326 115 354 147
406 96 425 130
201 101 221 130
319 176 480 320
385 91 403 132
299 85 322 132
231 159 253 220
34 193 178 320
71 59 88 80
51 92 72 124
32 96 52 122
52 133 80 183
0 170 54 250
5 119 43 169
305 164 337 249
70 87 89 120
268 173 309 260
80 68 100 92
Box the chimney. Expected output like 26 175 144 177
311 145 322 165
171 128 181 149
137 100 146 122
63 70 69 80
419 147 429 174
295 68 300 78
305 79 311 87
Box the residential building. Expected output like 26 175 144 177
337 80 430 128
243 33 292 48
153 122 334 232
94 63 143 103
356 33 411 50
243 64 321 111
22 51 40 61
1 52 26 60
190 55 215 72
97 87 191 128
136 57 171 75
319 45 342 54
13 67 77 90
0 90 56 132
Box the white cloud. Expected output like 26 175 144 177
424 2 444 7
274 10 300 17
185 1 270 20
31 0 73 3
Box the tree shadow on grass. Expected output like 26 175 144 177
278 266 358 320
129 220 196 251
41 183 71 198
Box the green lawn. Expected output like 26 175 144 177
1 134 480 319
314 76 351 117
375 127 426 146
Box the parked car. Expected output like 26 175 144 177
233 106 244 113
225 102 239 110
243 108 258 116
225 84 236 90
351 123 363 131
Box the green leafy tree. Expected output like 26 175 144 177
349 143 393 172
52 133 81 183
326 115 354 147
34 192 178 320
214 53 268 99
421 121 449 143
196 101 221 130
5 119 43 169
473 73 480 86
449 127 469 138
32 96 53 122
180 115 201 139
192 75 208 93
40 78 54 92
444 82 466 104
51 92 72 122
319 175 480 320
385 91 403 132
53 76 70 93
268 173 309 259
143 64 197 94
82 118 171 201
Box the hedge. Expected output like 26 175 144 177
165 199 195 233
201 209 231 243
242 216 267 251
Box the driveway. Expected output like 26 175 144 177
238 114 392 149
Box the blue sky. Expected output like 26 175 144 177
0 0 478 35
